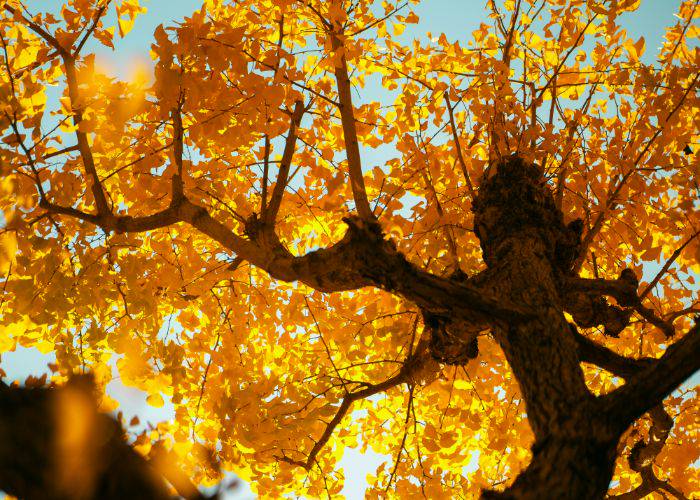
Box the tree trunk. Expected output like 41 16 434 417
485 435 618 499
473 156 619 499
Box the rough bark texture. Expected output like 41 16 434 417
471 156 700 498
472 157 619 498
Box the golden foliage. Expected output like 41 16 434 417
0 0 697 497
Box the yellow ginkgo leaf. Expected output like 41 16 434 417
146 393 165 408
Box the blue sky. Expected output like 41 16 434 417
2 0 693 498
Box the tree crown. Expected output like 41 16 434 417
0 0 698 497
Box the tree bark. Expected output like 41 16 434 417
473 156 621 498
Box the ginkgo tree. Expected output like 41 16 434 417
0 0 698 497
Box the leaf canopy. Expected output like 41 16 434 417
0 0 698 497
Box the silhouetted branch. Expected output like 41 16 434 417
603 322 700 429
278 339 435 470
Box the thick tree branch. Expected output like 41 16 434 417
41 186 528 329
602 322 700 430
264 100 305 224
260 135 271 214
17 1 525 338
331 32 374 220
608 468 679 500
573 327 653 379
565 274 674 337
187 211 530 324
62 56 111 215
10 3 112 215
609 406 688 500
575 315 699 432
39 197 181 233
171 103 184 177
